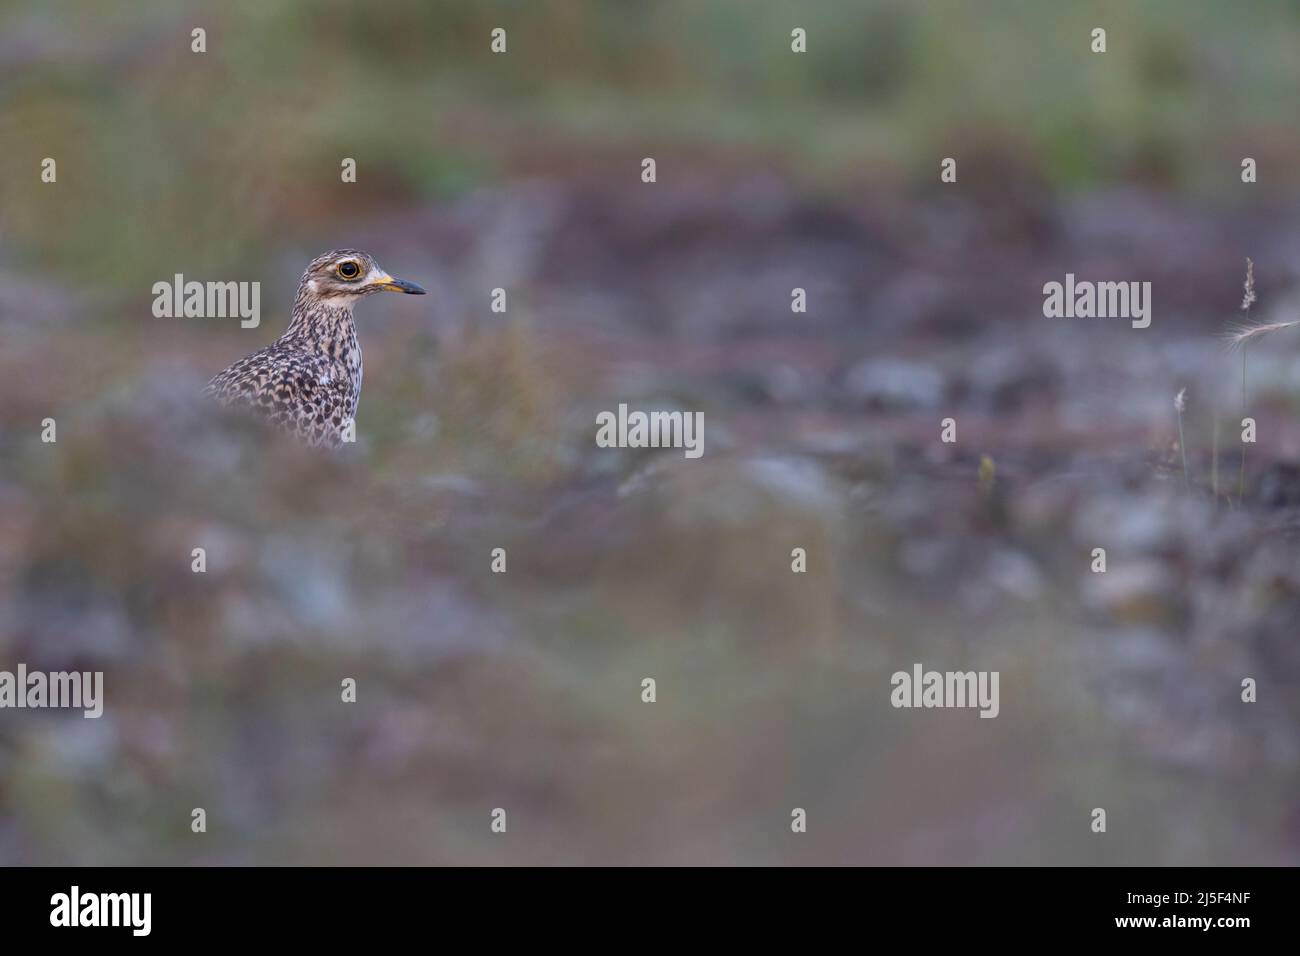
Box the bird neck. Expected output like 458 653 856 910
280 294 360 361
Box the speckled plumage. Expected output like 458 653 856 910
206 249 425 447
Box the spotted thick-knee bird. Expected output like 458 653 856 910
206 250 425 447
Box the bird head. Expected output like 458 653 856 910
298 249 426 305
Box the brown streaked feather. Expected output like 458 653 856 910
205 249 419 448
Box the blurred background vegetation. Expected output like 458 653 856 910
2 1 1299 864
5 0 1299 286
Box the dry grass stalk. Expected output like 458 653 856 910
1236 258 1254 504
1175 388 1190 491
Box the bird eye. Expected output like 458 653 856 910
337 261 360 279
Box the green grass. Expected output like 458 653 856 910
5 0 1300 299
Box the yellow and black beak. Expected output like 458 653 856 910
369 274 426 295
